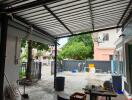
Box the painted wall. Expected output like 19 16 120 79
94 43 115 61
4 35 20 85
93 29 120 48
3 26 21 97
93 29 120 61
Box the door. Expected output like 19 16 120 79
128 44 132 93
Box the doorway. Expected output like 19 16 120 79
128 44 132 93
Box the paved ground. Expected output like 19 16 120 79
19 65 126 100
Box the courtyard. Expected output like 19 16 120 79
19 65 125 100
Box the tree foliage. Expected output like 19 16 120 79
21 39 49 80
20 39 49 62
21 39 49 51
58 33 93 60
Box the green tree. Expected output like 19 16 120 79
21 40 49 51
58 33 93 60
20 39 49 80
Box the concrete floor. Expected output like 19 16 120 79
19 65 126 100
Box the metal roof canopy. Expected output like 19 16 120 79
0 0 132 39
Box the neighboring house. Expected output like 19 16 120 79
92 29 120 61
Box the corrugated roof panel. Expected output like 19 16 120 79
49 0 88 11
16 6 44 15
47 0 78 8
20 10 48 18
47 0 92 36
0 0 131 38
11 0 36 7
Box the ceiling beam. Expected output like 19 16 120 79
57 26 122 39
88 0 94 31
43 5 73 35
117 0 132 26
0 0 61 13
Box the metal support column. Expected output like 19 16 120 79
54 39 57 88
0 14 8 100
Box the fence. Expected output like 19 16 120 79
63 60 111 73
51 60 111 74
51 61 63 74
19 61 42 80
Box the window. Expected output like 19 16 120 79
109 55 113 60
116 49 124 75
103 33 109 41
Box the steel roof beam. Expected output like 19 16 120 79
57 26 122 39
43 5 73 35
117 0 132 26
88 0 94 31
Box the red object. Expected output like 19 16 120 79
70 92 86 100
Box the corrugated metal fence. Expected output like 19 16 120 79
51 60 111 74
19 61 42 80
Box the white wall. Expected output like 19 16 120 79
94 29 120 48
3 25 21 97
4 35 20 87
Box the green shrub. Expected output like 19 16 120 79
19 71 25 79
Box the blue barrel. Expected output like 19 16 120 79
112 75 122 94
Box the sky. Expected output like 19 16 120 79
58 38 68 48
